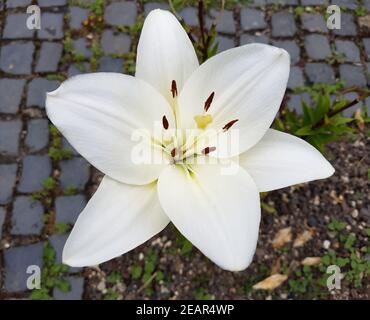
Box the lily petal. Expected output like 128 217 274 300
136 9 199 103
178 44 290 157
239 129 335 192
63 176 170 267
157 162 260 271
46 73 174 185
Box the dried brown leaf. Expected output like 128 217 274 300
301 257 322 266
253 274 288 291
354 110 365 131
272 227 292 249
271 258 281 275
293 229 314 248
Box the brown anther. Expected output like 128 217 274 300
162 115 169 130
171 80 178 98
222 119 239 131
204 92 215 112
201 146 216 155
171 148 177 157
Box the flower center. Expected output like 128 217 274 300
152 80 239 166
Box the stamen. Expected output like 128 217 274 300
162 115 169 130
204 92 215 112
171 148 177 157
171 80 178 98
222 119 239 131
201 146 216 155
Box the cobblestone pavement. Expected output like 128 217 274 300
0 0 369 300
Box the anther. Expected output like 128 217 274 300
204 92 215 112
171 80 178 98
201 146 216 155
162 115 169 130
222 119 239 132
171 148 177 157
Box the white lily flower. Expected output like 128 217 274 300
46 10 334 271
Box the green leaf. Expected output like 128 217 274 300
261 202 277 214
54 223 71 234
106 271 123 284
130 266 142 280
329 115 353 126
314 94 330 123
55 279 71 293
294 126 314 136
30 288 52 300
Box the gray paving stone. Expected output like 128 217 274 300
240 34 269 45
272 40 300 64
333 13 357 36
0 207 5 239
11 196 44 235
288 93 312 114
68 63 91 77
18 155 52 193
365 0 370 10
335 40 360 63
38 0 67 6
6 0 31 8
3 14 34 39
301 13 327 33
27 78 60 109
339 64 367 87
362 38 370 60
210 9 235 34
72 38 92 58
62 138 79 156
240 8 267 31
101 30 131 55
304 34 331 60
365 96 370 112
98 56 124 73
38 13 64 40
4 242 43 292
69 6 90 29
104 1 137 26
0 164 17 205
216 36 234 53
25 119 49 152
0 42 34 75
36 42 63 72
49 234 82 272
301 0 326 3
55 195 86 225
266 0 298 3
0 119 22 156
367 63 370 86
59 157 90 191
331 0 359 9
249 0 266 6
305 63 335 84
0 79 25 114
53 277 84 300
180 7 198 26
144 2 170 16
271 11 297 37
287 66 304 89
